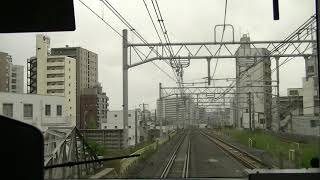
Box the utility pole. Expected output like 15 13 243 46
223 94 226 127
315 0 320 163
123 29 129 147
207 58 211 85
252 93 255 130
276 57 280 131
139 103 148 123
236 72 240 128
176 94 179 130
196 94 199 125
248 92 252 131
183 97 186 129
135 109 138 145
159 83 163 138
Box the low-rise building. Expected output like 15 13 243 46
291 115 320 136
102 110 141 146
80 129 126 150
0 92 71 131
287 88 303 97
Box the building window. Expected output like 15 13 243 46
128 114 131 117
104 126 107 129
114 114 117 118
115 126 117 129
289 90 298 96
57 105 62 116
3 103 13 117
12 79 16 83
129 126 131 128
11 85 16 89
307 66 314 73
69 99 71 102
23 104 33 118
45 105 51 116
12 73 16 77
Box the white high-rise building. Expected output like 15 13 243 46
27 34 77 126
234 34 272 130
303 43 319 115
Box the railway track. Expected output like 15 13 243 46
160 130 191 178
200 130 270 169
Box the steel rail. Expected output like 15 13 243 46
160 131 187 178
182 139 191 178
200 130 272 169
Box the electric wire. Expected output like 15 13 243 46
79 0 177 82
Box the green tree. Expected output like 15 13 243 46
87 118 97 129
88 140 107 155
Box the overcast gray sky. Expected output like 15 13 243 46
0 0 316 110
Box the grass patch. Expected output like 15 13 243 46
102 140 154 171
219 128 318 168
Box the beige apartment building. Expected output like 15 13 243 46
27 34 77 126
51 45 98 128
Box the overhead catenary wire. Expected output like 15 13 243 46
79 0 177 82
79 0 122 38
150 0 180 74
142 0 181 82
150 0 186 96
99 0 183 84
142 0 163 45
211 0 228 80
99 0 182 82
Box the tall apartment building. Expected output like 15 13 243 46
156 95 197 128
0 52 24 93
27 35 77 126
235 34 272 130
51 46 98 128
11 65 24 93
303 42 319 115
80 83 109 129
0 52 12 92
